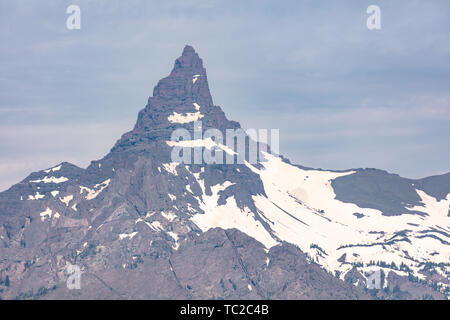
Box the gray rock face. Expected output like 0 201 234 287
0 46 448 300
31 228 369 300
332 169 450 216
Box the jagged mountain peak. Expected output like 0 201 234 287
171 45 205 75
0 46 448 300
113 46 239 153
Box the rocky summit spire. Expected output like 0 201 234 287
131 45 238 137
170 45 205 75
150 45 212 107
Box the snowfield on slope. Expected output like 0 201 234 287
251 153 449 281
188 152 449 290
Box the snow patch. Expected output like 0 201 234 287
162 163 179 175
39 207 60 221
151 221 164 231
44 165 61 174
28 192 45 200
167 231 180 250
166 138 237 156
192 74 200 84
30 176 69 184
119 232 138 240
407 189 450 218
168 194 177 201
161 211 177 222
60 195 73 206
168 111 204 124
79 179 111 200
190 179 278 249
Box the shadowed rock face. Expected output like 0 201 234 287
0 46 447 300
332 169 450 216
31 228 370 300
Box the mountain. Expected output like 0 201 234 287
0 46 448 300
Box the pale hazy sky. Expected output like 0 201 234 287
1 0 449 191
